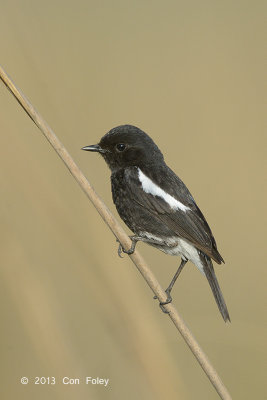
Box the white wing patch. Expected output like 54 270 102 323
138 168 189 212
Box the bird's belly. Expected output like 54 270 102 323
139 232 204 274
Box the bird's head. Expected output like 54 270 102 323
82 125 164 171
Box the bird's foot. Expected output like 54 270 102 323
117 236 138 258
154 290 173 314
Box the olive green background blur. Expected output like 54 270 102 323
0 1 266 399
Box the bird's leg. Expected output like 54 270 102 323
117 236 142 258
155 258 188 313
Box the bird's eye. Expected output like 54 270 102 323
116 143 126 152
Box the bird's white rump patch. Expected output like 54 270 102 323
138 168 189 212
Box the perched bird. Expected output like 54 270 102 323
82 125 230 322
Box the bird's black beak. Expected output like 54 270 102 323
81 144 106 154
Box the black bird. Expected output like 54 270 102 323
82 125 230 322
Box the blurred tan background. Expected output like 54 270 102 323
0 1 266 399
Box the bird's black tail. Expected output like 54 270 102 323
200 253 230 322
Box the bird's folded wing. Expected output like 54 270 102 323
125 167 223 264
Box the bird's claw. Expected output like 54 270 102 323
154 291 172 314
117 237 137 258
117 243 124 258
